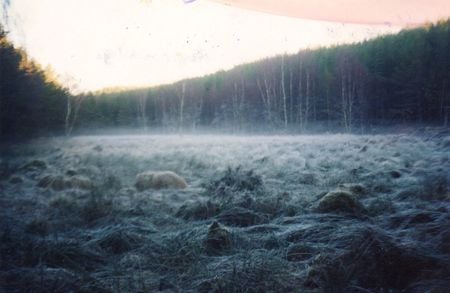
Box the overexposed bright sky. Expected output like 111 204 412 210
0 0 417 93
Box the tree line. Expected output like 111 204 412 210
0 26 69 138
1 20 449 139
77 19 450 133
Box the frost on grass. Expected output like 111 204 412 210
1 132 450 292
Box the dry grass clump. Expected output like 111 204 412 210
304 227 450 291
0 267 80 292
286 243 316 261
38 174 94 191
80 193 115 225
95 227 145 255
315 190 367 216
205 221 232 255
421 172 448 201
217 207 268 227
41 240 106 272
8 175 23 184
48 190 114 227
19 159 47 171
253 192 305 218
25 217 50 236
176 200 219 220
142 227 207 274
396 172 448 201
0 161 14 181
207 166 264 198
366 197 396 216
195 250 299 292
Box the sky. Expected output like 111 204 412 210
1 0 446 93
211 0 450 26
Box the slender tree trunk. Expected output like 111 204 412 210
444 107 449 127
349 73 355 132
281 55 288 129
239 77 246 131
269 72 278 121
161 94 168 129
265 77 272 125
137 92 148 130
257 74 273 125
193 94 203 131
65 95 82 136
341 67 348 132
312 75 317 123
256 78 268 123
305 69 310 130
341 62 354 133
439 81 448 126
297 60 303 129
179 81 186 132
232 81 239 132
65 96 72 136
289 65 294 125
326 84 330 130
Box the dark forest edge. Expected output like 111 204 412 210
1 19 449 139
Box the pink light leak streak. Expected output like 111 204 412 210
209 0 450 26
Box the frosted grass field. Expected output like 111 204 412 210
1 133 449 291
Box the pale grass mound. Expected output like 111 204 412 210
135 171 188 191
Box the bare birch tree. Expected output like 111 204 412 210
63 75 83 136
178 81 186 132
340 53 358 132
137 91 148 130
256 71 274 126
297 57 311 132
231 78 246 132
65 95 84 136
281 54 288 129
